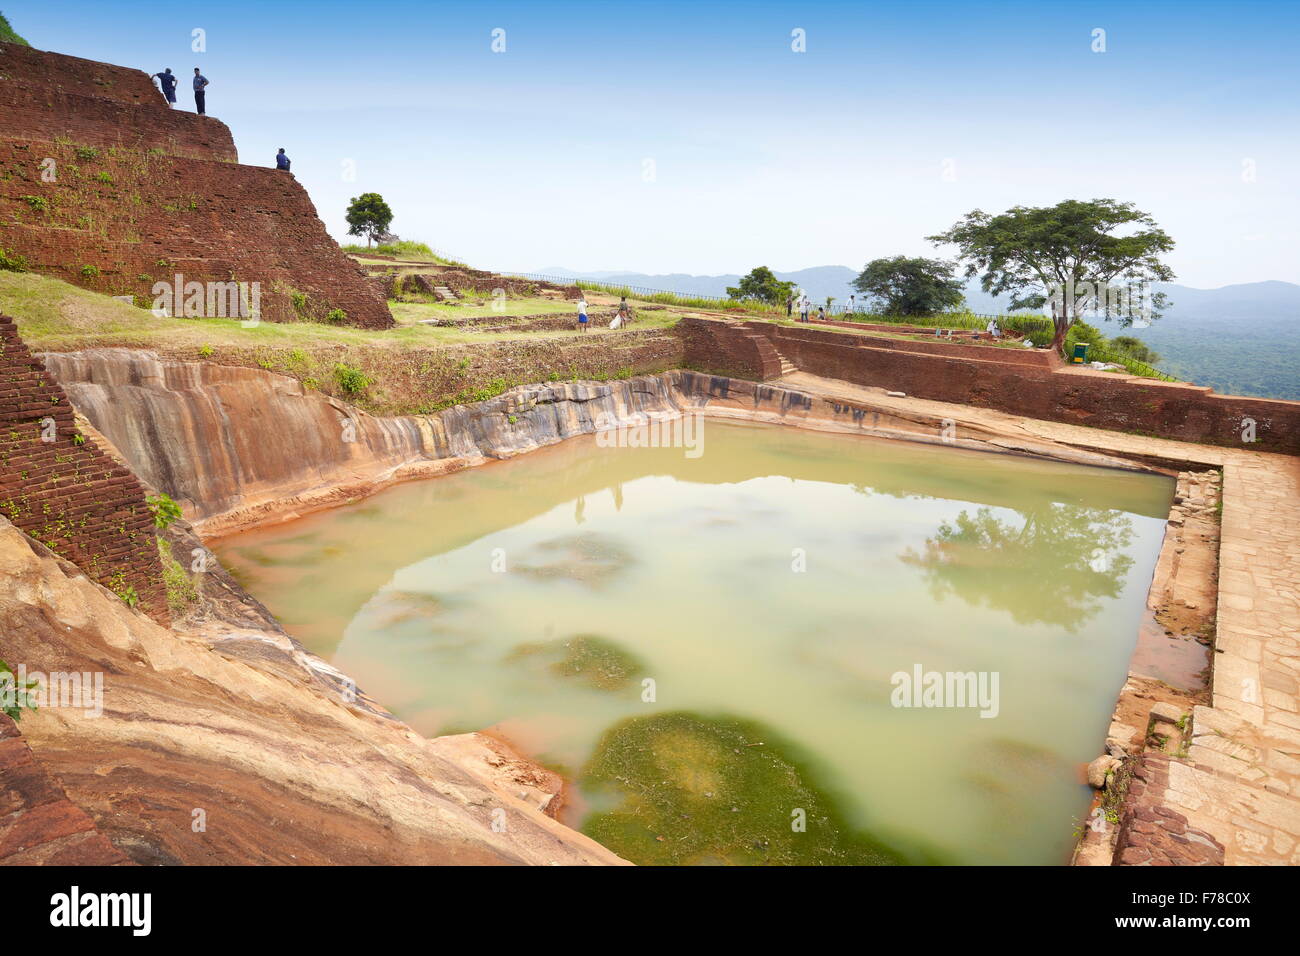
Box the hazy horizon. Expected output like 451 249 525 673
11 0 1300 288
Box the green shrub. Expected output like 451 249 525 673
22 195 48 212
79 264 100 278
0 247 28 272
146 492 183 530
333 363 371 394
158 538 199 616
93 170 113 184
74 146 99 161
289 290 310 315
325 308 347 324
198 345 214 358
0 657 39 722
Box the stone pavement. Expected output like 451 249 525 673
781 371 1300 864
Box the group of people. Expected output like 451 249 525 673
151 67 293 173
575 295 633 332
787 291 825 323
786 291 862 323
150 67 209 114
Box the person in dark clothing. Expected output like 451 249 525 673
192 68 209 115
786 295 793 317
276 149 291 171
152 68 178 107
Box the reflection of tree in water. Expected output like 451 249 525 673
900 504 1136 631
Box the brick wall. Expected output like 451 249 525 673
1 42 166 106
0 139 393 328
1114 754 1225 865
0 43 392 328
682 317 1300 454
1 40 236 162
0 314 167 621
677 316 783 380
0 84 238 162
754 322 1058 368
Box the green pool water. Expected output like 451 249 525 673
215 419 1173 865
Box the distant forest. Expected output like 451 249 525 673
1117 313 1299 401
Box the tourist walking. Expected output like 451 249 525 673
193 68 209 115
276 148 291 171
152 68 177 107
786 294 793 318
576 294 589 333
798 294 809 323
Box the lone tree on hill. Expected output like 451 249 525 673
852 256 965 316
345 193 394 248
928 199 1175 349
726 266 795 306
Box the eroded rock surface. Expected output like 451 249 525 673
0 517 627 865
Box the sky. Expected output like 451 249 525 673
9 0 1300 287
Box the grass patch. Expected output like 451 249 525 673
581 712 922 866
341 240 468 267
0 272 684 414
157 537 199 617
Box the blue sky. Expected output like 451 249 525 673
9 0 1300 286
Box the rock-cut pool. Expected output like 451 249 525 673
216 419 1173 865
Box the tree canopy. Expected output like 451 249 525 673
851 256 965 316
345 193 395 248
726 266 795 306
928 199 1175 347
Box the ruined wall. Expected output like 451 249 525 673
678 315 782 380
682 317 1300 454
0 42 392 328
0 140 392 327
0 42 237 161
759 322 1058 368
0 315 167 621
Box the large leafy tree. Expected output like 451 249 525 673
726 266 795 306
852 256 965 316
345 193 395 248
928 199 1175 348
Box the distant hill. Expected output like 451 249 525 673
538 265 1300 401
535 265 860 307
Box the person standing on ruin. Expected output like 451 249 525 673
193 67 210 115
576 293 589 333
276 148 291 171
152 68 178 107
